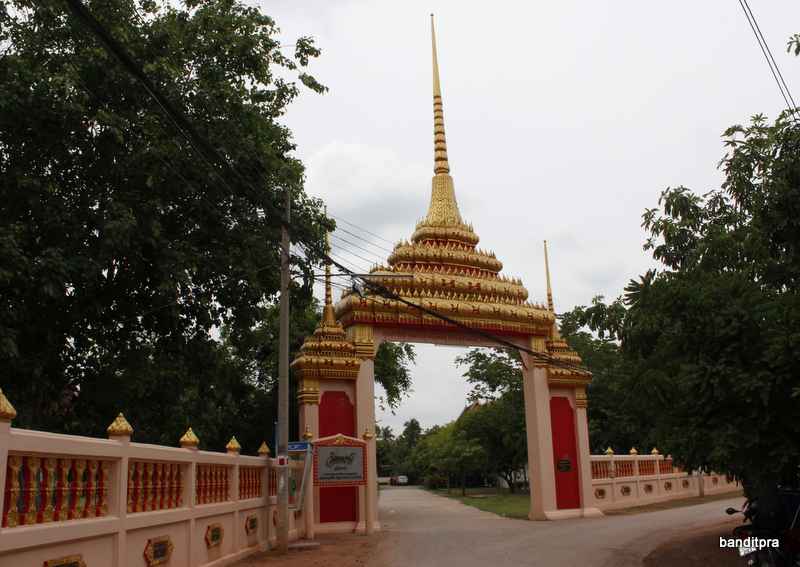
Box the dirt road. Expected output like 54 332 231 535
368 487 744 567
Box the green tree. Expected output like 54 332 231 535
0 0 332 443
457 395 526 492
374 342 416 411
560 303 651 453
570 109 800 494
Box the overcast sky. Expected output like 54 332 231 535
257 1 800 434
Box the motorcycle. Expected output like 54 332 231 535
726 487 800 566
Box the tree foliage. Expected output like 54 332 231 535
0 0 355 450
568 110 800 493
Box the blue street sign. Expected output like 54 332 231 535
288 441 311 452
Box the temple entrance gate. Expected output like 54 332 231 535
291 16 602 535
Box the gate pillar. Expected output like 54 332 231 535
350 325 379 534
521 347 557 519
575 387 603 517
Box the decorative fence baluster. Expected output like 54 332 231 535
4 455 21 527
85 460 97 518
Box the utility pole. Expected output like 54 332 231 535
277 188 290 553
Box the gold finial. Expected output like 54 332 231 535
322 231 336 326
258 441 270 456
302 426 313 441
604 447 614 455
0 388 17 421
543 240 554 313
226 436 241 453
431 14 449 176
422 15 464 228
629 447 638 455
107 413 133 436
651 447 659 455
362 427 375 441
180 427 199 448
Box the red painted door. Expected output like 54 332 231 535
550 396 581 509
319 391 358 522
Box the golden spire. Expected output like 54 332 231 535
322 231 336 326
431 14 449 176
544 240 554 313
423 15 463 227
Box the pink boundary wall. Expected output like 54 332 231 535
0 420 307 566
590 453 741 510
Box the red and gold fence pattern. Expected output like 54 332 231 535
127 461 183 513
2 456 110 528
591 460 612 479
238 467 263 500
638 460 656 476
614 460 634 478
196 465 230 504
268 468 277 497
659 459 674 474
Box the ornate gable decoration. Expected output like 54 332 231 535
291 239 362 397
335 17 553 338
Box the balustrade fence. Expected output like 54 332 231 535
590 450 740 510
0 390 306 567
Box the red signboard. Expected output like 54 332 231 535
313 434 367 487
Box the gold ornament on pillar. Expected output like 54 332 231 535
0 388 17 421
302 426 313 441
106 413 134 437
542 241 592 386
362 427 375 441
333 16 553 338
292 233 361 403
258 442 270 457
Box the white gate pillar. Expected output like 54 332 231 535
520 352 558 519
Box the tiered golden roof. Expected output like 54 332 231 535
292 237 362 403
335 16 553 337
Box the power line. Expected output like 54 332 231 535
330 234 387 265
737 0 798 118
329 244 379 271
329 213 397 246
333 226 395 254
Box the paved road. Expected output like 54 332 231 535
368 487 742 567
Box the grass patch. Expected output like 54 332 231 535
432 487 530 519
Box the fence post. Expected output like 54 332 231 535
107 413 133 567
652 449 662 495
258 442 271 549
181 428 200 566
0 389 16 527
227 437 241 552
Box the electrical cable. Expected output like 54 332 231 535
333 226 395 254
740 0 797 111
329 213 397 246
330 233 391 264
736 0 798 118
